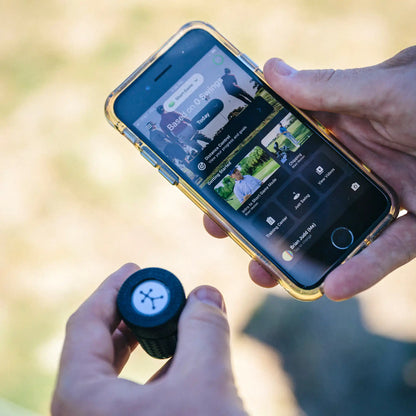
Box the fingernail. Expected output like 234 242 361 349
193 286 226 313
274 59 296 76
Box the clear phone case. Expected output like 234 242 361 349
105 21 399 301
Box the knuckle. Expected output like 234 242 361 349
187 305 230 334
382 46 416 68
65 309 83 334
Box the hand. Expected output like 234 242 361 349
204 46 416 300
51 263 247 416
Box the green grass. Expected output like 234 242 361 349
253 159 280 179
267 121 313 153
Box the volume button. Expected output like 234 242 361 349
159 166 179 185
123 129 141 145
141 147 160 167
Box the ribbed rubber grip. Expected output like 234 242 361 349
138 333 178 359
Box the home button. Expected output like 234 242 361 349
331 227 354 250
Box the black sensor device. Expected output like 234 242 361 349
117 268 186 359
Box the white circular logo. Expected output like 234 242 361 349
197 162 206 171
131 280 170 316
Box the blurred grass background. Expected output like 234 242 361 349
1 0 416 414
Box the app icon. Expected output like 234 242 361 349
282 250 294 262
278 178 317 219
255 202 294 238
266 216 276 226
301 153 343 192
197 162 206 171
351 182 360 191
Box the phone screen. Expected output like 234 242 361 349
114 28 391 289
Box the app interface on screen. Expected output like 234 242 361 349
133 46 375 287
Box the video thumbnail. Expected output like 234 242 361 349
214 146 280 210
260 113 313 164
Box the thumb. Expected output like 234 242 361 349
263 57 380 116
169 286 233 380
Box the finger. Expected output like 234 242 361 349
112 322 139 374
169 286 234 384
203 214 228 239
249 260 279 288
59 263 140 379
324 214 416 300
263 58 381 117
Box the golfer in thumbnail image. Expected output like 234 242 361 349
221 68 254 105
156 106 211 154
146 121 187 161
278 123 300 149
146 121 198 180
230 166 262 204
146 121 173 152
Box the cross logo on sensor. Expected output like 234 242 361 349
131 280 170 316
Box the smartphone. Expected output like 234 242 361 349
105 21 398 300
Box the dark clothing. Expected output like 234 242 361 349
149 127 188 161
221 74 239 94
221 73 253 105
158 111 204 152
164 142 187 161
149 128 169 151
